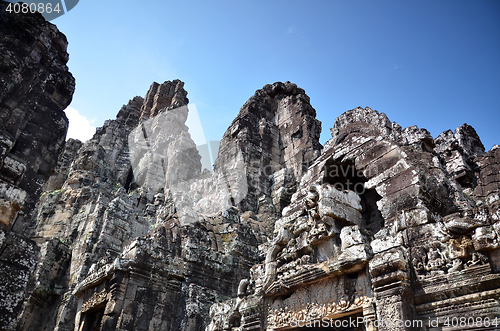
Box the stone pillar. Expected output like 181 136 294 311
101 270 127 331
363 303 378 331
369 247 418 331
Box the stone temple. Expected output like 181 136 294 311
1 3 500 331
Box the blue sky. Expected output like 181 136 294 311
49 0 499 150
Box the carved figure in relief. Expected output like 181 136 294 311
466 252 487 268
259 226 290 295
306 186 320 220
448 258 463 273
449 237 473 258
426 247 445 275
412 235 490 280
412 257 425 276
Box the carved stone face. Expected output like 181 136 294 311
305 190 319 209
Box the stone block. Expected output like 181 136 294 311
472 226 499 251
442 213 482 234
335 244 372 273
370 232 403 254
0 181 27 206
487 248 500 273
355 141 394 169
318 200 362 225
317 184 362 210
0 156 26 184
404 223 448 246
340 225 368 250
0 199 20 227
379 168 419 197
395 207 432 231
369 247 408 277
493 221 500 239
0 133 14 157
365 159 410 189
378 185 422 220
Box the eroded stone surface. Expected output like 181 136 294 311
1 12 499 328
214 81 322 213
208 107 500 331
10 80 279 331
0 3 74 329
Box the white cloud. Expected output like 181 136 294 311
64 107 96 142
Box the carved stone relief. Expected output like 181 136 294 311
267 272 373 329
411 238 488 279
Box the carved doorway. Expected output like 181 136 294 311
79 305 105 331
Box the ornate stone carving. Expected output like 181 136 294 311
0 59 497 331
267 274 372 329
411 237 489 279
81 290 108 313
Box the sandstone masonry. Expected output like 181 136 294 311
1 6 500 331
0 2 75 329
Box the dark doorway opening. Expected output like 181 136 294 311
360 188 384 234
81 305 105 331
124 167 139 192
323 158 384 234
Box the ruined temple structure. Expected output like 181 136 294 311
208 107 500 331
2 5 500 331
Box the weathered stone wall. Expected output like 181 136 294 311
0 2 75 329
209 107 500 331
2 12 499 328
139 79 189 120
214 81 322 214
11 80 280 331
0 1 74 228
16 93 150 330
